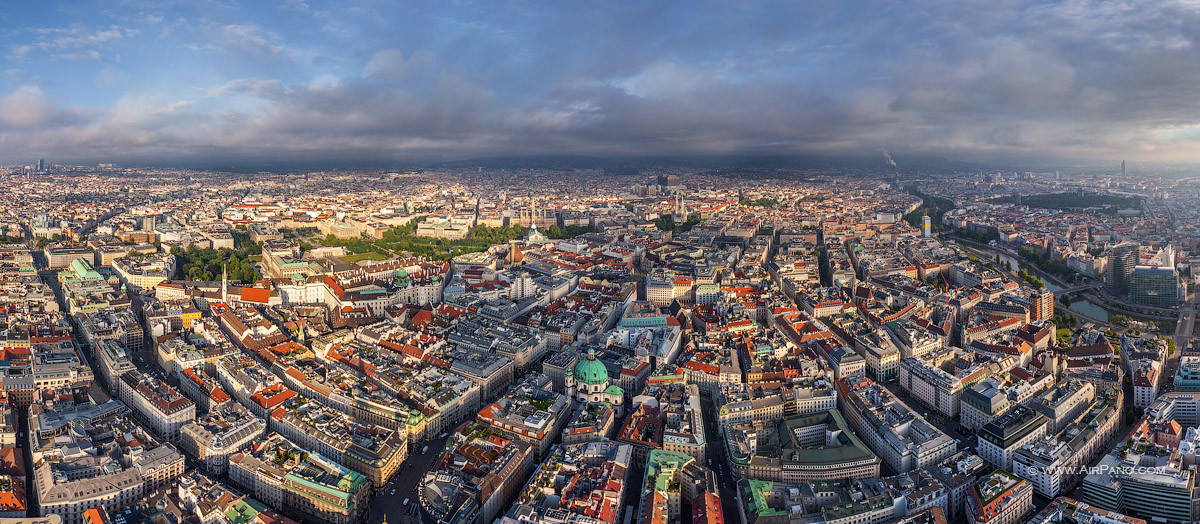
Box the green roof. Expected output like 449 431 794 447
225 499 268 524
644 449 693 492
574 349 608 385
742 480 787 517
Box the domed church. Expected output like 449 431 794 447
566 348 625 416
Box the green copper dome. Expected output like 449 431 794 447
574 349 609 385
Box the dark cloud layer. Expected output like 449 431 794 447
1 0 1199 165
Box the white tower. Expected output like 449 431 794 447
922 215 931 238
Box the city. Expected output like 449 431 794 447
0 163 1194 524
2 2 1200 524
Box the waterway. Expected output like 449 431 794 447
981 249 1110 323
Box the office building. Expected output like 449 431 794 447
1129 266 1183 307
1106 242 1138 295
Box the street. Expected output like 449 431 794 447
368 433 451 524
700 392 746 523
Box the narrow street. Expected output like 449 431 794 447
700 392 744 523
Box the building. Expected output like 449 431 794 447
966 470 1032 524
1106 242 1139 295
637 450 695 524
978 406 1049 470
1012 438 1074 498
498 440 633 524
117 371 197 441
476 374 571 459
563 402 618 444
111 253 176 294
855 330 900 381
1129 266 1183 307
268 396 408 490
1132 362 1159 408
724 410 881 483
1081 444 1196 523
31 400 185 524
898 356 979 418
838 377 956 473
1028 497 1146 524
418 422 534 524
228 433 369 524
565 348 626 415
449 348 514 401
1030 289 1054 322
1028 380 1095 434
179 403 266 475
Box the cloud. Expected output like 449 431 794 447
215 24 289 62
0 85 92 131
10 25 138 61
8 0 1200 164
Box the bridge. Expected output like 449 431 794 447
1054 282 1104 294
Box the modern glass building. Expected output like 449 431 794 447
1106 242 1139 294
1130 266 1183 307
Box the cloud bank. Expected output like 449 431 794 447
1 0 1199 165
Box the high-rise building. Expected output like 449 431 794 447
1031 289 1054 321
922 215 931 238
1121 159 1126 177
38 158 44 171
1130 266 1183 307
1106 242 1138 295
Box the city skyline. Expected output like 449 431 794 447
3 1 1200 166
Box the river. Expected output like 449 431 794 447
982 249 1110 323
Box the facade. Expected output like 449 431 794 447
1129 266 1183 307
117 371 197 442
1106 242 1138 295
966 470 1032 524
31 400 185 524
978 406 1049 470
839 377 956 474
229 432 370 524
179 403 266 475
724 410 881 483
1012 438 1074 498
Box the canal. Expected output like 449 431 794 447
981 249 1110 322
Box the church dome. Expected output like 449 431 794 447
574 349 608 385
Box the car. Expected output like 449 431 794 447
403 499 410 507
390 489 396 495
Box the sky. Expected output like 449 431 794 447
1 0 1199 167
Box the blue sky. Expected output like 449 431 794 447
0 0 1197 165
